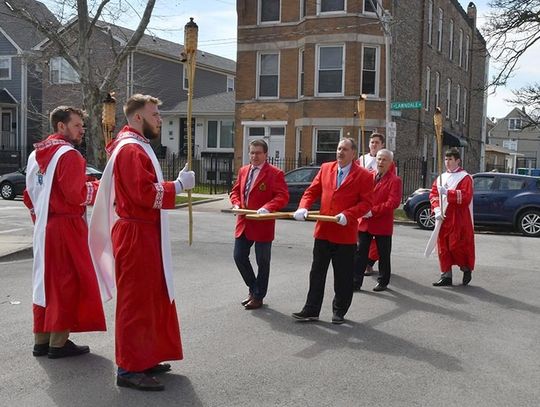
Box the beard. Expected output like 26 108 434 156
142 119 160 140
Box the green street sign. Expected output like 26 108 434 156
391 101 423 110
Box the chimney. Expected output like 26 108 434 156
522 106 526 114
467 2 477 29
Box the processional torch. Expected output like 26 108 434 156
183 17 198 246
357 94 367 166
101 92 116 148
433 107 444 218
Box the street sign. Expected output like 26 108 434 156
390 110 402 117
391 101 423 110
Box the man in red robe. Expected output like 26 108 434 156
230 139 289 310
429 148 475 286
292 138 373 324
23 106 105 359
89 94 195 391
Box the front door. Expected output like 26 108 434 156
244 125 285 169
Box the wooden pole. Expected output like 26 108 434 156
357 94 366 166
433 107 444 218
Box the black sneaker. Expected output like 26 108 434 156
33 343 49 357
291 310 319 322
462 270 472 286
48 340 90 359
331 314 345 324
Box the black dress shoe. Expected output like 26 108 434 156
241 294 253 306
117 373 164 391
244 298 263 310
462 270 472 286
33 343 49 357
144 363 171 375
291 310 319 322
331 314 345 324
432 277 452 287
373 283 387 292
48 340 90 359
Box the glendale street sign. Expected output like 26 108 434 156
391 101 423 110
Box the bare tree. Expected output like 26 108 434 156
508 84 540 126
8 0 157 166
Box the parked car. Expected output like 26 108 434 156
0 165 103 200
403 173 540 237
282 166 321 211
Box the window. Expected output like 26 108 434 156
259 0 280 23
508 118 522 130
446 78 451 119
458 29 464 67
315 129 341 164
207 119 234 149
258 52 279 98
434 72 440 108
319 0 345 13
227 76 235 92
361 45 379 96
499 177 526 191
183 65 188 90
437 8 443 52
364 0 377 13
465 35 470 71
316 45 344 96
449 19 454 60
424 66 431 111
0 57 11 80
456 84 461 123
462 87 467 124
427 0 433 45
298 48 305 97
300 0 307 18
474 176 495 192
49 57 79 84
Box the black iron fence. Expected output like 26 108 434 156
396 157 428 201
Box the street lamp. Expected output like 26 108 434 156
357 94 367 166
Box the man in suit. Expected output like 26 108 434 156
230 139 289 310
353 149 402 292
291 138 373 324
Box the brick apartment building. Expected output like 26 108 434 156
235 0 488 190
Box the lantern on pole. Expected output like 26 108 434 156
357 94 367 166
183 17 198 246
433 106 445 218
101 92 116 147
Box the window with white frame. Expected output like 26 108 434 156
315 128 341 164
434 72 440 108
458 29 464 67
50 57 79 84
183 65 188 90
0 57 11 79
316 44 344 96
298 48 305 97
465 35 470 71
364 0 378 13
425 66 431 111
437 8 443 52
508 118 522 131
462 87 467 124
319 0 345 13
227 76 235 92
456 84 461 123
361 45 379 96
207 119 234 148
427 0 433 45
258 52 279 98
446 78 451 119
449 19 454 60
300 0 307 18
258 0 280 23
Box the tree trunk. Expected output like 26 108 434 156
81 86 106 168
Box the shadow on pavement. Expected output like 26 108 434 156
251 307 463 373
36 353 202 406
454 285 540 314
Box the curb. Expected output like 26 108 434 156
0 246 33 263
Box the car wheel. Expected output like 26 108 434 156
0 181 16 200
416 203 435 230
517 209 540 237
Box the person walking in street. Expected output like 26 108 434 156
353 149 402 292
291 138 373 324
23 106 106 359
230 139 289 310
89 94 195 391
429 148 475 287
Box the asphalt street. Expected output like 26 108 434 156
0 198 539 406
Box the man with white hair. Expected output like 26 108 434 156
354 149 402 292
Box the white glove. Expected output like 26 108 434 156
176 164 195 192
439 185 448 195
363 210 373 219
434 207 442 221
293 208 308 221
336 213 348 226
257 207 269 214
232 204 240 210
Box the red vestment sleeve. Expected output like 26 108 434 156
55 151 90 206
446 176 473 206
